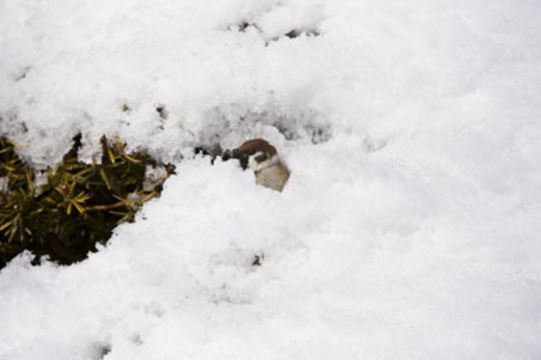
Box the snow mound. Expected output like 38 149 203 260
1 0 541 359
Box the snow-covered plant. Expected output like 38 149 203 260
0 135 174 268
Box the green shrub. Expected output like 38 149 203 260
0 134 174 268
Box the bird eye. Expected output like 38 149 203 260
254 153 268 163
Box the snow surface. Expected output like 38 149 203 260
1 0 541 359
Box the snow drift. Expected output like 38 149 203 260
1 0 541 359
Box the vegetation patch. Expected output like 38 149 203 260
0 134 175 268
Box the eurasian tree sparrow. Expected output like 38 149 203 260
230 138 290 192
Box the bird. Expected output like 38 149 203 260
227 138 290 192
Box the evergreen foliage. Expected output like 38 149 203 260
0 134 174 268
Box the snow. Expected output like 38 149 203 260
1 0 541 359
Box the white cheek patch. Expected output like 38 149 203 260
247 151 263 171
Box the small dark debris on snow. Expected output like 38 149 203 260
238 21 255 32
93 341 111 360
284 28 320 39
252 254 264 267
14 66 31 81
156 105 168 119
266 28 320 45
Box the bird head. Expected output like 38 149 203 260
230 138 279 172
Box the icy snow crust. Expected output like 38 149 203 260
1 0 541 359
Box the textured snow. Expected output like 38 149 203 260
1 0 541 359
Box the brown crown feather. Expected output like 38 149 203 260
237 138 278 156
